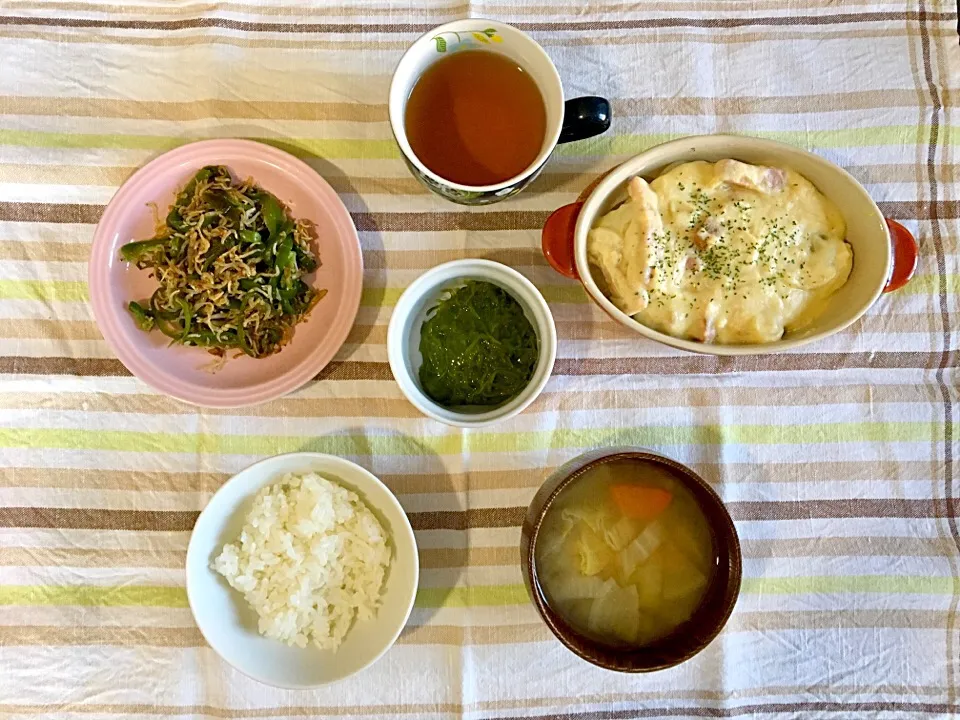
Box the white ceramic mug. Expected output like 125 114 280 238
389 19 610 205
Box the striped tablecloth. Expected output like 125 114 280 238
1 1 959 718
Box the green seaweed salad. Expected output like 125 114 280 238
120 165 324 359
418 281 539 407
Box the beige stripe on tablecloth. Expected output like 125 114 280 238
0 90 938 121
1 352 956 379
0 459 938 494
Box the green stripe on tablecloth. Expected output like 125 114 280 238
0 277 955 308
899 273 960 296
0 423 942 456
0 129 400 159
0 126 956 157
0 280 590 307
740 576 956 594
0 577 952 610
0 280 90 303
0 585 188 607
556 126 957 155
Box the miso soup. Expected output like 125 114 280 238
534 458 717 648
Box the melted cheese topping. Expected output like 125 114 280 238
587 159 853 344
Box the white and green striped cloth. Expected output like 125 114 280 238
0 1 958 718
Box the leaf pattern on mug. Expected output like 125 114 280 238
432 28 503 52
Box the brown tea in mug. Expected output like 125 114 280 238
405 50 547 186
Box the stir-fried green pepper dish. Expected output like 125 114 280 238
418 281 539 407
120 166 324 359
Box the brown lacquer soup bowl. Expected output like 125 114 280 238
521 448 742 671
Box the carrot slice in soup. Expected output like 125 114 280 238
609 485 673 520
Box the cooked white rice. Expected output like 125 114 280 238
212 472 392 651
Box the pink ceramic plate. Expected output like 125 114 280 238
89 139 363 408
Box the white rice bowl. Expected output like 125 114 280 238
212 472 392 651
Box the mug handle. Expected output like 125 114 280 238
883 218 918 293
559 97 611 144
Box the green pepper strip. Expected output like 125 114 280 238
127 301 155 331
259 192 283 239
166 167 215 230
275 233 293 269
149 289 180 320
175 167 213 206
222 189 247 208
149 290 185 339
203 240 231 272
166 207 188 232
178 299 193 341
296 245 318 273
119 238 166 263
236 323 258 357
155 314 184 339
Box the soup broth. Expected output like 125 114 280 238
404 50 547 186
534 458 716 648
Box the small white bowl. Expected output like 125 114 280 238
185 452 419 689
387 259 557 427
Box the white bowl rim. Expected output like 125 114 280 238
572 134 891 356
184 451 420 689
387 258 558 427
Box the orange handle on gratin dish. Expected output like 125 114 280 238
543 204 919 292
883 218 918 293
542 201 583 280
541 169 615 281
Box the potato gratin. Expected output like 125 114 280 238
587 159 853 344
